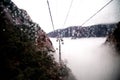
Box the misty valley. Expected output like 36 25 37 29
51 38 120 80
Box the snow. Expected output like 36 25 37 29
50 38 120 80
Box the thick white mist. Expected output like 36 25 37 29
51 38 120 80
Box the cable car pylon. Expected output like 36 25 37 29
47 0 64 65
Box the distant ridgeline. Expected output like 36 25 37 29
47 23 117 38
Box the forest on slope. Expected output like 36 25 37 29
0 0 76 80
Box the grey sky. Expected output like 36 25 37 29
12 0 120 33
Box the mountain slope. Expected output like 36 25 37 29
0 0 54 52
106 22 120 54
0 0 73 80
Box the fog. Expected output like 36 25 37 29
50 38 120 80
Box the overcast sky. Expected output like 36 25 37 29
12 0 120 33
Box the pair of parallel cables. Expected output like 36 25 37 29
47 0 114 31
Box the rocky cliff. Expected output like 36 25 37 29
0 0 73 80
106 22 120 53
0 0 54 52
